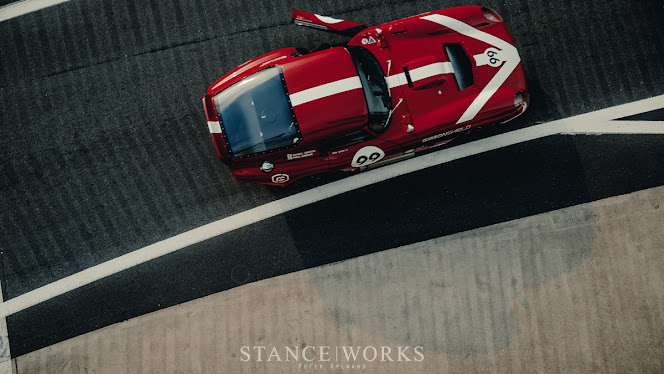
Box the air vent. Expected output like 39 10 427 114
444 43 474 91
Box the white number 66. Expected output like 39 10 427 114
351 146 385 167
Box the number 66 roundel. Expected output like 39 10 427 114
351 146 385 168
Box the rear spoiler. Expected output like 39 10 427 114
291 9 366 37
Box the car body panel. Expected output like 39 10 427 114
203 6 528 186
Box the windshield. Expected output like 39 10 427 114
213 67 300 158
347 46 391 132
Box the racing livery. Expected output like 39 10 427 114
203 6 529 186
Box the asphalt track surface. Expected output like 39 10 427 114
1 0 663 357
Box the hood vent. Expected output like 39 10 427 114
444 43 473 91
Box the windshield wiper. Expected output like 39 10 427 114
233 132 286 154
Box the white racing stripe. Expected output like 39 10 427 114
385 73 408 89
422 14 514 51
409 62 454 81
460 57 520 122
0 94 663 318
386 62 454 89
0 0 69 22
289 76 362 106
420 14 521 124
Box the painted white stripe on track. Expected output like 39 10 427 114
0 94 663 318
289 76 362 106
0 277 11 374
0 0 69 22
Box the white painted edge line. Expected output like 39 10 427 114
0 277 11 374
0 94 662 318
0 0 69 22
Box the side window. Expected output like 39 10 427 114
321 130 373 154
346 46 391 133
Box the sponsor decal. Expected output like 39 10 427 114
367 36 376 44
271 174 290 184
331 148 349 155
421 124 471 143
351 146 385 167
286 150 317 160
240 345 425 368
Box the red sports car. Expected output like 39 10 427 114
203 6 528 186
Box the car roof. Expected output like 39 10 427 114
281 47 369 140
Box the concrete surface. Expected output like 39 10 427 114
12 185 664 373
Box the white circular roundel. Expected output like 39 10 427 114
485 47 503 67
351 146 385 168
271 174 289 184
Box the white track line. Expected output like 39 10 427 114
0 94 662 319
0 277 11 374
0 0 69 22
386 62 454 89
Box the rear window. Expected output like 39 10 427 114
444 43 474 91
213 67 301 158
